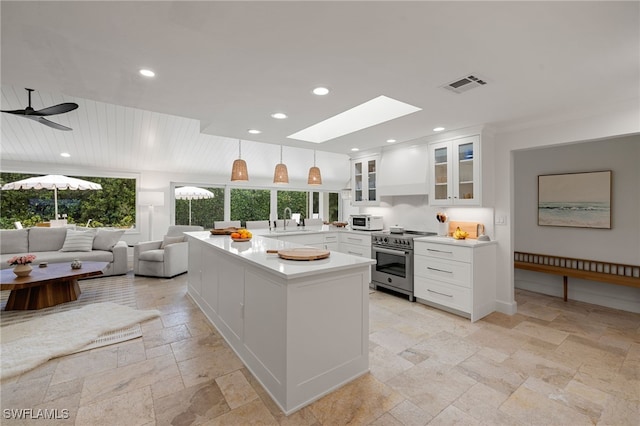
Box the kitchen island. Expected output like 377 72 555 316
185 231 375 415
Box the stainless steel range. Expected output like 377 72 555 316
371 230 437 301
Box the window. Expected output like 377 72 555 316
0 172 136 229
230 188 270 222
175 187 224 228
328 192 339 222
277 190 308 222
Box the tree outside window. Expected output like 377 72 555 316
0 172 136 229
175 187 224 229
230 189 270 223
277 190 308 222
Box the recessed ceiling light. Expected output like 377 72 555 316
433 127 445 132
60 152 71 158
288 95 421 143
351 148 360 152
313 87 330 96
271 112 288 119
139 69 155 77
248 129 261 134
386 139 396 143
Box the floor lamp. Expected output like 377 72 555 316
139 191 165 241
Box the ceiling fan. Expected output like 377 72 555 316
1 88 79 131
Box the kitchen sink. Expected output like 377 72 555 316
272 228 312 233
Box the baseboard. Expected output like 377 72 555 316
494 299 517 315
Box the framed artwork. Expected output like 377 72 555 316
538 170 612 229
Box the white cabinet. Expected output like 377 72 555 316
429 135 480 206
351 155 380 205
309 233 339 250
413 239 496 322
338 232 372 258
378 145 429 196
186 234 370 415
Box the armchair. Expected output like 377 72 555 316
134 225 203 278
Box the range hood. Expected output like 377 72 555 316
377 144 429 196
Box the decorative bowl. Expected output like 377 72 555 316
231 237 251 242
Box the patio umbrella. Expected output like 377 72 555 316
1 174 102 220
175 186 214 225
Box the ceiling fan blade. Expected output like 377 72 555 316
1 108 31 115
33 103 79 116
24 115 73 131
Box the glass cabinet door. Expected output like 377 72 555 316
351 156 379 205
367 159 377 202
457 142 475 201
433 145 449 202
354 162 363 202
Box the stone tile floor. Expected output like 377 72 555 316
1 273 638 425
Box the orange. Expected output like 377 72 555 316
230 232 240 239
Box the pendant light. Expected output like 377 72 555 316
307 150 322 185
230 139 249 181
273 145 289 184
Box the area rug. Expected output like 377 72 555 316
0 302 160 380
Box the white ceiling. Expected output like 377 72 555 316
1 1 639 173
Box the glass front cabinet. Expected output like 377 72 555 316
351 155 380 206
429 136 480 206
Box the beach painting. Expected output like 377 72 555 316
538 171 611 229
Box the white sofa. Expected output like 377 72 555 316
1 227 128 276
134 225 203 278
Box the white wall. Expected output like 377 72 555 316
513 136 640 312
360 195 494 238
493 99 640 315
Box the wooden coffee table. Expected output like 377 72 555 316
0 261 108 310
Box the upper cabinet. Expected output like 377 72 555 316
378 144 429 196
429 135 481 206
351 155 380 206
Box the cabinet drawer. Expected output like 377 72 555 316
323 233 339 244
339 233 371 247
414 277 470 313
309 242 339 251
340 243 371 258
414 242 471 262
414 256 471 288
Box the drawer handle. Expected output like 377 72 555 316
427 267 453 274
428 289 453 298
347 237 362 242
427 249 453 254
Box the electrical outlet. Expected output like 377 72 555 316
495 215 506 225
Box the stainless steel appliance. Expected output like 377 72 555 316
350 214 384 231
371 230 436 301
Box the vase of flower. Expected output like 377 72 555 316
13 263 33 277
7 254 37 278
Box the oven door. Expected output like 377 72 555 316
371 246 413 294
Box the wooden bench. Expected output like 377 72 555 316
514 251 640 301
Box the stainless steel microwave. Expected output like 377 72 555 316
350 215 384 231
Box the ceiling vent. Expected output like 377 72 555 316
442 74 488 94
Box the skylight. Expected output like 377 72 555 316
287 95 421 143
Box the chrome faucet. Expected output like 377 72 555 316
283 207 292 230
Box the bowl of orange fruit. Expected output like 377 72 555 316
230 229 252 242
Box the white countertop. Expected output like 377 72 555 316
252 225 376 237
185 231 375 279
414 235 497 247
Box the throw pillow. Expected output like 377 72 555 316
93 229 126 251
60 230 95 252
160 235 184 249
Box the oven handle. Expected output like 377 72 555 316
373 247 409 256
